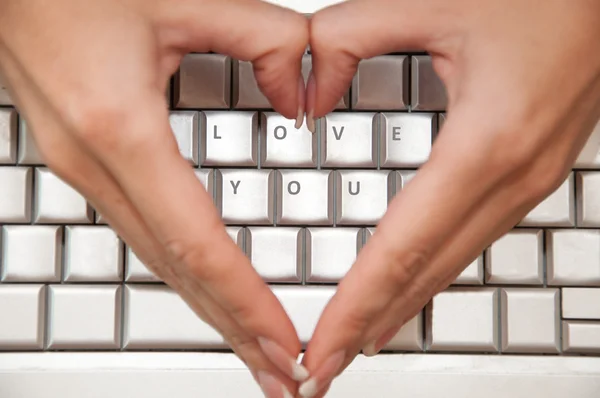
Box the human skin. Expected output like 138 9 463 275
1 1 599 398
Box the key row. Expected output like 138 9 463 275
2 109 438 168
2 225 600 286
0 167 594 227
3 108 600 169
1 55 441 110
2 284 599 354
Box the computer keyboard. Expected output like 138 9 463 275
2 1 600 397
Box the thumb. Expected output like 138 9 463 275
308 0 448 118
157 0 309 121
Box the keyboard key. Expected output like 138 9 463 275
302 54 348 109
384 312 424 351
379 113 434 168
305 228 361 283
273 170 333 225
485 230 543 284
201 111 258 167
0 167 32 223
174 54 231 109
500 288 560 353
215 169 273 225
246 227 302 282
0 108 17 164
351 55 409 110
261 112 317 167
320 113 377 168
562 288 600 319
519 173 574 227
47 285 121 350
575 120 600 168
274 286 335 344
0 285 46 350
123 285 226 349
17 119 44 165
168 111 199 165
125 247 161 283
576 172 600 227
232 60 271 109
34 168 93 224
426 287 499 352
334 170 396 225
453 255 484 285
411 55 447 111
0 226 62 282
194 169 212 191
562 321 600 353
547 230 600 286
64 226 123 282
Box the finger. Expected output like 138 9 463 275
157 0 308 120
308 0 452 117
299 103 532 383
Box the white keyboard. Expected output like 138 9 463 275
2 0 600 397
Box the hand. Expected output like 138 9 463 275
299 1 600 396
0 0 310 396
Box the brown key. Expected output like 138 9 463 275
351 55 409 110
174 54 231 109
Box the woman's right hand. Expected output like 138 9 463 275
0 1 309 397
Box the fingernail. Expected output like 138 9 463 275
362 340 379 357
257 371 294 398
295 75 305 129
298 350 345 398
258 337 309 382
305 71 316 134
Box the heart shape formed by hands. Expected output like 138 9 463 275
0 0 599 398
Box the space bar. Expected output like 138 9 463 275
1 353 599 398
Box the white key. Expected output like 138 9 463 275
485 230 543 284
17 119 44 165
274 170 333 225
47 285 121 350
384 312 424 351
215 169 273 225
379 113 434 168
562 288 600 319
125 247 161 282
575 120 600 168
0 167 32 223
321 113 377 168
576 172 600 227
123 285 226 349
0 285 46 350
0 108 17 164
201 111 258 166
247 227 302 282
426 287 499 352
64 226 123 282
335 170 395 225
273 286 334 344
519 173 574 227
169 111 199 165
0 225 62 282
305 227 361 282
34 168 94 224
260 112 317 167
453 255 484 285
500 288 560 353
226 226 245 248
547 229 600 286
563 321 600 353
